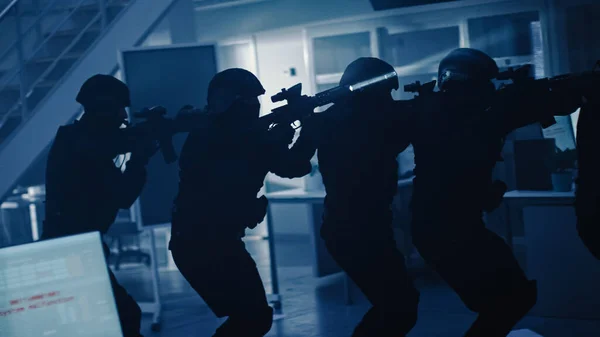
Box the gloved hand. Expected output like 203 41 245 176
264 123 296 146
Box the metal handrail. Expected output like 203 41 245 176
29 13 103 92
0 12 103 125
26 0 95 67
0 0 63 64
0 0 107 120
0 0 18 21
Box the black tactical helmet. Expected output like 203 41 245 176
340 57 399 91
76 74 130 110
437 48 499 91
207 68 265 111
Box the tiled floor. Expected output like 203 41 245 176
113 235 600 337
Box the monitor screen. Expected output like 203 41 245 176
0 232 123 337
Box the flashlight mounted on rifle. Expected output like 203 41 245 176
260 71 398 129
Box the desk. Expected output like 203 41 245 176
265 178 414 306
503 190 575 251
503 190 600 319
264 188 352 304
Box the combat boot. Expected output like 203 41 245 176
463 280 537 337
351 306 417 337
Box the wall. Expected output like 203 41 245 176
142 0 198 46
142 18 172 46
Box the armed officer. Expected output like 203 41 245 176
42 74 158 337
168 68 310 337
575 99 600 260
286 58 420 337
405 48 583 337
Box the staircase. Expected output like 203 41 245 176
0 0 179 200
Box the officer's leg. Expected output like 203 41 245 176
576 189 600 260
577 217 600 260
100 241 144 337
170 234 273 337
108 270 144 337
413 221 536 337
322 221 419 337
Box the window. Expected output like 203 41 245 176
468 11 540 58
379 26 458 101
382 26 460 70
313 32 371 75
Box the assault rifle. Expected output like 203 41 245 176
257 71 399 129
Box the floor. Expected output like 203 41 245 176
113 234 600 337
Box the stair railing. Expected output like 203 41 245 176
0 0 115 130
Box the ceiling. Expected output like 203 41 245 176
193 0 276 11
368 0 460 11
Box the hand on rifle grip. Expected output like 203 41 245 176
266 123 296 146
129 138 160 166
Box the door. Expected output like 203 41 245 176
120 44 218 228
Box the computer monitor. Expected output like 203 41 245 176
0 232 123 337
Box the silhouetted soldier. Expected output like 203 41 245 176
287 58 420 337
168 68 309 337
405 48 583 337
42 74 158 337
575 99 600 260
